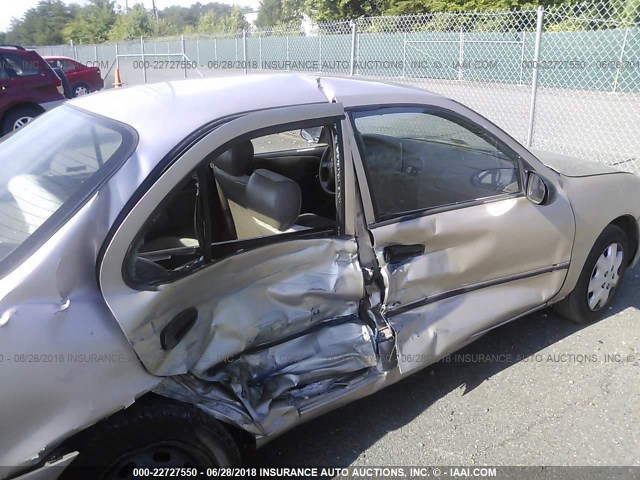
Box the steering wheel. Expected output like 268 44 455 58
318 145 335 195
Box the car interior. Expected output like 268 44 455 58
131 124 339 284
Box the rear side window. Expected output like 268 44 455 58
351 107 522 220
50 59 78 73
0 53 41 77
0 105 136 267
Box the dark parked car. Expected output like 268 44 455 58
0 45 65 135
44 56 104 97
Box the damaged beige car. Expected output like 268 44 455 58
0 75 639 479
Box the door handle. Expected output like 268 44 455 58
160 307 198 351
383 244 425 264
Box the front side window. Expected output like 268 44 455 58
0 105 134 265
351 107 522 220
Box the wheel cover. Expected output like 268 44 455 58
587 242 624 311
75 85 89 96
102 441 214 480
13 116 34 130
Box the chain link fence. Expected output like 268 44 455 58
34 0 640 174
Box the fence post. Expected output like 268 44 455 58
214 38 217 61
141 36 147 84
181 34 187 79
318 30 322 73
350 20 357 76
612 28 629 93
402 31 407 78
526 5 544 148
196 38 200 65
94 44 98 64
243 28 248 74
115 42 119 71
259 35 262 69
286 35 290 71
458 26 464 81
519 31 525 85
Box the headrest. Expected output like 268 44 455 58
211 141 254 176
246 169 301 231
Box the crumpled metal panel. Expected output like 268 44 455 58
155 319 377 438
390 271 566 374
103 238 365 378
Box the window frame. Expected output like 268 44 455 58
123 115 346 290
347 104 526 226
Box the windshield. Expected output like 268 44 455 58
0 105 135 265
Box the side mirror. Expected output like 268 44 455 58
300 127 322 143
526 172 549 205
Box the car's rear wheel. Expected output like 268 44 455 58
59 400 242 480
73 83 91 97
2 105 43 134
554 224 629 323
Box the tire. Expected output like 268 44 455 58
554 224 629 323
60 400 242 480
2 105 43 135
72 82 91 97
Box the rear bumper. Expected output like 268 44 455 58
8 453 78 480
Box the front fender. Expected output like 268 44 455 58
551 172 640 303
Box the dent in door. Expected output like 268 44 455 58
370 196 574 374
101 237 365 377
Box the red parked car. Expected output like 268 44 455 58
0 45 66 135
44 56 104 97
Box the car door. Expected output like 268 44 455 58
0 61 12 115
2 53 52 100
98 103 377 401
347 104 576 374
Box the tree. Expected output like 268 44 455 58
304 0 385 22
191 6 248 33
221 7 249 31
5 0 77 45
108 4 154 40
63 0 117 44
256 0 304 27
0 32 6 44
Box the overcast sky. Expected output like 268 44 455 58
0 0 262 32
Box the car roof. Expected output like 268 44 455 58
43 56 76 61
70 74 443 160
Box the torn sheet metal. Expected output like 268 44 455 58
156 319 378 437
